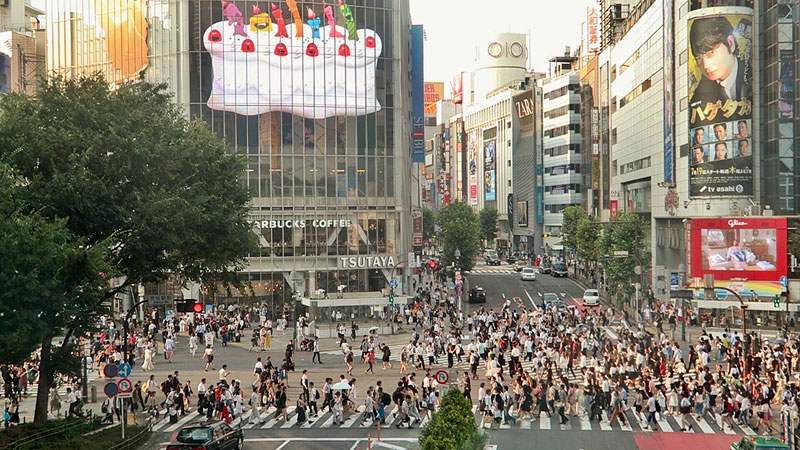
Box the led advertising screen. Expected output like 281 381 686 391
691 218 788 282
687 10 753 197
662 0 675 185
484 138 496 201
204 1 382 119
468 130 479 205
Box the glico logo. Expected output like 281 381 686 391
727 219 748 228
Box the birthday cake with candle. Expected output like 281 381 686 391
204 1 382 119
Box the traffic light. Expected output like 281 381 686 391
193 302 204 313
389 294 394 304
542 233 550 238
774 295 780 309
428 261 438 270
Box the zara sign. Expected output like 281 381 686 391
338 255 397 269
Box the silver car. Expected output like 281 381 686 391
521 267 536 281
583 289 601 306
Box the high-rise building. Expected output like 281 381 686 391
0 0 45 94
541 57 583 256
45 0 415 317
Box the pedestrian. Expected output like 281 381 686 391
164 334 175 362
365 350 375 374
67 387 80 417
202 345 215 371
679 394 693 432
312 338 323 364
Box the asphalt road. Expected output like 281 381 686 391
466 265 588 312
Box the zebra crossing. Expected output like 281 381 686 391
146 400 757 435
468 267 517 275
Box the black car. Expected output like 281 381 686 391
468 287 487 303
552 263 568 277
167 421 243 450
539 263 552 274
506 255 517 264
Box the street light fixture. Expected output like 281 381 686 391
288 270 303 345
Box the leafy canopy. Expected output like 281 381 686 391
419 389 484 450
478 207 499 245
437 202 481 271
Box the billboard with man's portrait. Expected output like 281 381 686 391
687 9 753 197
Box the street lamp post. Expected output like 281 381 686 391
454 249 465 323
288 270 303 345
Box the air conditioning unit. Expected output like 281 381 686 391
748 205 761 216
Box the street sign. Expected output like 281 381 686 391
103 364 119 378
117 378 133 393
454 272 463 283
456 288 462 296
104 382 119 398
671 289 694 299
781 276 788 288
117 391 133 399
147 294 174 307
117 363 132 378
435 370 449 385
389 279 398 288
613 250 629 257
413 236 423 246
449 282 456 288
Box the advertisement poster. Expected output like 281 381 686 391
423 82 444 114
687 10 753 197
468 130 479 205
662 0 675 185
690 217 788 282
516 201 528 227
204 1 383 119
484 139 496 201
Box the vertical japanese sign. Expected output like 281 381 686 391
484 138 496 201
587 7 600 53
411 25 425 163
687 10 753 197
663 0 675 185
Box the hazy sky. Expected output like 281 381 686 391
410 0 595 84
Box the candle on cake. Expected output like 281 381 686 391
324 1 345 38
338 0 358 41
286 0 303 37
307 8 321 39
250 5 273 32
270 3 289 37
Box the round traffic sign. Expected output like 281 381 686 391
103 364 118 378
117 378 132 393
117 363 132 378
435 370 449 385
104 382 119 398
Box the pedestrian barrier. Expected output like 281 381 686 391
4 412 99 450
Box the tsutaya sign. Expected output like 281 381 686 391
338 255 396 269
253 219 352 229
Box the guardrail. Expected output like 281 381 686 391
107 416 153 450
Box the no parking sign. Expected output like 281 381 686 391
435 370 449 385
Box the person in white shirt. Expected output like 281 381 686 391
219 364 230 383
164 336 175 362
188 333 198 357
67 388 79 417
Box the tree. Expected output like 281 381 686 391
419 389 484 450
422 207 435 242
561 205 587 252
437 202 480 271
0 166 116 419
599 213 643 307
478 207 498 246
0 75 257 422
575 217 601 264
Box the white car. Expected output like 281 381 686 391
521 267 536 281
583 289 601 306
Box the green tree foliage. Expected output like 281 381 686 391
576 217 601 264
478 207 499 245
599 213 642 306
561 205 587 251
419 389 484 450
0 166 116 421
0 75 257 422
437 202 480 271
422 207 435 241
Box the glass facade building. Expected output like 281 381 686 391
45 0 414 313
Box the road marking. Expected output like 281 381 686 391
275 441 291 450
348 440 361 450
539 412 550 430
537 292 543 297
340 405 365 428
617 416 632 431
598 412 612 431
162 411 199 432
560 293 567 298
579 415 591 430
692 415 715 434
521 418 533 429
655 415 673 432
524 290 540 311
262 406 295 428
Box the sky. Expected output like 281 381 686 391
410 0 596 85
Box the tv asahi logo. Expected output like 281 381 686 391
338 255 396 269
727 219 748 228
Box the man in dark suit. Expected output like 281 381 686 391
689 16 751 107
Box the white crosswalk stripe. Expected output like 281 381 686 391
143 400 757 436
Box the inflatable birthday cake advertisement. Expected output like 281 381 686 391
205 0 382 119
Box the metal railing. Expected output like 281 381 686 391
3 411 98 450
107 416 153 450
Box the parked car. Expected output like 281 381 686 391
552 262 568 277
521 267 537 281
539 263 552 274
485 252 501 265
730 436 790 450
468 287 487 303
167 421 244 450
583 289 601 306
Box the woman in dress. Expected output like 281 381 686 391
203 345 215 371
49 386 62 418
142 344 155 371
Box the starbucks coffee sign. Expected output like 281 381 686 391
253 219 353 229
338 255 397 269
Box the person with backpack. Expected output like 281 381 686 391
308 382 319 417
377 386 390 424
381 344 393 370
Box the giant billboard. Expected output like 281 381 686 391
468 130 479 205
204 1 382 119
687 10 753 197
690 217 788 282
662 0 675 185
484 137 496 201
